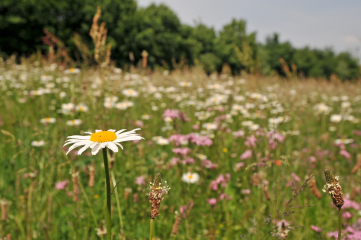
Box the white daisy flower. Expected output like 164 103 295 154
156 137 169 145
245 103 255 109
232 104 244 111
64 68 80 74
40 117 56 124
341 101 351 108
330 114 342 123
249 124 260 131
105 96 118 103
154 92 162 99
32 140 45 147
234 95 245 102
123 101 134 108
76 103 88 112
341 96 349 101
241 121 253 127
115 102 128 110
30 89 44 96
141 114 150 120
207 84 221 90
164 117 173 123
66 119 82 126
95 227 107 237
103 101 114 108
335 138 353 145
314 103 332 114
122 89 139 97
59 92 67 98
196 154 207 160
114 68 122 74
62 103 75 112
41 75 53 82
181 172 200 184
179 81 192 87
64 129 143 155
202 123 217 131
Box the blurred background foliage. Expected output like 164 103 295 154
0 0 360 80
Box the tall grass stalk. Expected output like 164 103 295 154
338 207 341 240
150 218 155 240
78 178 98 227
111 170 125 240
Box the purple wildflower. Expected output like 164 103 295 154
55 180 70 190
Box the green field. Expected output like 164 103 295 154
0 58 360 239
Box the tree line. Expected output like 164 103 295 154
0 0 359 80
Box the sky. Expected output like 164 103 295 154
137 0 361 58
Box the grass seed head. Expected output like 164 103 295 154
323 168 344 208
147 173 171 219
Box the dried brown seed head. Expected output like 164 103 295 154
323 169 344 208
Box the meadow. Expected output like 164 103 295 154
0 56 361 240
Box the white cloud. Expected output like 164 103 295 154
340 36 360 44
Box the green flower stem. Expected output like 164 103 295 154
102 148 111 240
150 219 154 240
338 207 342 240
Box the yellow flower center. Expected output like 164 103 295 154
70 68 75 73
90 131 117 143
188 175 193 179
45 117 51 121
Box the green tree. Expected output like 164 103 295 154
213 19 258 74
334 52 360 81
293 47 360 80
261 33 295 76
0 0 137 62
190 23 216 55
188 23 220 73
128 3 199 69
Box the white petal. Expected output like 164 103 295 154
114 136 143 143
84 132 93 134
106 142 119 153
114 142 123 150
78 142 93 155
116 129 141 137
107 129 116 132
95 130 102 133
89 142 98 149
91 143 101 155
127 128 141 134
64 140 89 146
67 142 86 152
115 129 127 135
66 143 84 155
67 135 91 139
